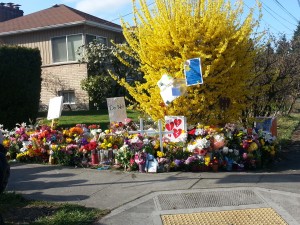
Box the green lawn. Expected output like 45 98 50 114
277 113 300 145
38 109 141 129
0 192 109 225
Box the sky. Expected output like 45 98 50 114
11 0 300 40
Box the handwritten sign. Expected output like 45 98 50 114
107 97 127 123
47 96 63 120
164 116 187 142
184 58 203 86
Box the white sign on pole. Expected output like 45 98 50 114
47 96 63 120
107 97 127 123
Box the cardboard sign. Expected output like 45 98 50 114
164 116 187 142
47 96 63 120
255 117 277 137
184 58 203 86
107 97 127 123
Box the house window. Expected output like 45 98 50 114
52 34 83 63
58 90 75 104
86 34 107 45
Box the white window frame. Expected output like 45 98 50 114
58 90 76 104
51 34 83 63
85 34 107 45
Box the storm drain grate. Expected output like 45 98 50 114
156 189 263 210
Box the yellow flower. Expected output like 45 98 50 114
157 151 165 158
248 142 258 152
100 143 107 149
204 155 210 166
3 139 10 148
107 143 112 148
66 138 73 143
170 161 176 168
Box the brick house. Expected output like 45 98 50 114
0 3 124 110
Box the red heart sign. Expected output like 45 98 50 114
173 128 182 138
165 122 174 131
174 119 182 127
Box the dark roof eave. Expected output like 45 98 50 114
0 20 122 37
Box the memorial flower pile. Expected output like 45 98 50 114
0 120 279 172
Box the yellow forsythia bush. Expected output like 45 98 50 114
116 0 262 125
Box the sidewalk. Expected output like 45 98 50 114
6 127 300 225
6 161 300 224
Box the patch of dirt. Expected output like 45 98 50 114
1 205 59 224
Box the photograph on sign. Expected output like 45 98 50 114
47 96 63 120
184 58 203 86
106 97 127 123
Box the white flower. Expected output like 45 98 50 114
119 144 128 152
187 143 196 152
222 147 229 154
195 128 206 136
234 149 239 156
214 134 225 142
196 138 210 149
130 136 140 143
228 148 233 153
143 138 150 144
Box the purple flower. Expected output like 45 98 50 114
174 159 184 167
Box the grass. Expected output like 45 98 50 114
38 109 141 129
0 192 109 225
277 113 300 146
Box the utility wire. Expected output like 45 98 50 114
262 1 297 26
244 2 282 34
104 2 155 25
271 0 299 23
261 4 294 32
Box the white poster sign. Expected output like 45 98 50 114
47 96 63 120
164 116 187 142
107 97 127 123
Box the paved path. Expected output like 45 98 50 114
6 125 300 225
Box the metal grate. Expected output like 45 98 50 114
161 208 288 225
157 190 263 210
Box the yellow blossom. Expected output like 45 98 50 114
248 142 258 152
3 139 10 148
204 155 211 166
107 143 112 148
115 0 261 125
157 151 165 158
